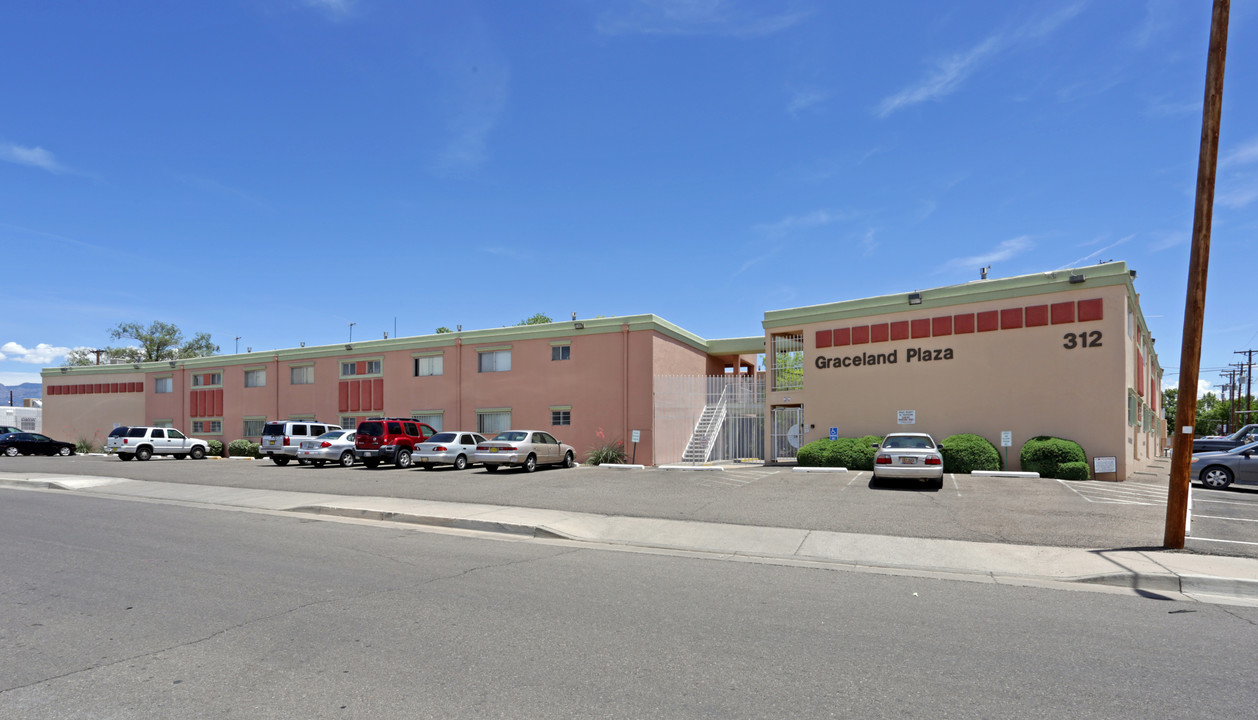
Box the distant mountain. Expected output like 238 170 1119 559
1 382 42 407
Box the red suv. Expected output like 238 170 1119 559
354 418 436 469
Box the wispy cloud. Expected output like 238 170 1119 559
1216 176 1258 209
859 228 878 256
303 0 355 20
430 15 511 176
1221 136 1258 168
0 342 78 365
1056 234 1134 269
175 175 270 210
937 235 1034 274
1148 230 1187 252
876 2 1086 117
0 142 70 174
753 209 854 238
598 0 809 37
787 88 829 116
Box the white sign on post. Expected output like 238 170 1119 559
1094 456 1117 474
631 430 641 443
897 410 916 425
1000 431 1012 447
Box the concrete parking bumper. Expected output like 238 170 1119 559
3 471 1256 605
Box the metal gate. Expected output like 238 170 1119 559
770 406 804 463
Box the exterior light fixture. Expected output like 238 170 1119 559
345 344 353 351
908 293 922 305
169 361 177 368
574 322 585 330
135 363 142 369
60 367 68 374
1069 274 1085 284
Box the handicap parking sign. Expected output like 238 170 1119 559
829 427 838 441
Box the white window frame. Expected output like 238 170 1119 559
411 411 444 432
478 349 511 373
242 418 266 437
414 355 443 377
476 409 512 435
244 368 266 388
290 365 314 385
154 376 173 394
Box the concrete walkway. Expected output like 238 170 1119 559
4 470 1257 606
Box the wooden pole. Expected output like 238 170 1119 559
1165 0 1230 548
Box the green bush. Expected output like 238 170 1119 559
75 437 98 454
227 439 259 458
1020 436 1086 479
940 434 1002 473
796 435 883 470
586 440 626 465
1057 461 1091 481
208 439 224 457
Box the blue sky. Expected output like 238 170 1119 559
3 1 1256 397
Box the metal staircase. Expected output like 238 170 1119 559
681 387 729 463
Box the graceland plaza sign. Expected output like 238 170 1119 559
814 347 955 369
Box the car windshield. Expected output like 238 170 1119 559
316 431 345 440
494 431 529 442
428 433 457 443
1225 440 1258 455
1227 425 1258 441
357 422 384 437
883 435 935 449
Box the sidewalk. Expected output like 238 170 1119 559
4 470 1257 606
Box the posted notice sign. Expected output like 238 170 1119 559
631 430 641 443
897 410 916 425
829 427 838 441
1094 456 1117 474
1000 431 1012 447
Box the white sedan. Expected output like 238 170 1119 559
871 433 945 484
415 432 487 470
475 430 577 473
297 430 357 468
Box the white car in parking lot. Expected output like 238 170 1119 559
296 430 358 468
474 430 576 473
415 431 488 470
872 433 945 484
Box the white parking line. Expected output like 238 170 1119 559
1193 514 1258 523
1188 536 1258 547
1054 479 1167 506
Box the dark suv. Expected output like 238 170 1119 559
1193 424 1258 454
354 418 436 469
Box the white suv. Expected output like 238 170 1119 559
260 420 342 466
106 426 210 461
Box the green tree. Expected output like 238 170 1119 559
64 321 218 365
435 326 453 334
516 313 553 326
1161 387 1178 428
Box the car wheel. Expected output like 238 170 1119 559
1200 466 1234 489
3 446 18 457
562 451 575 469
118 452 133 461
454 454 467 471
174 454 187 460
364 459 381 469
272 457 290 466
58 446 74 456
485 464 500 473
135 447 152 461
190 446 206 460
395 449 413 469
522 454 537 473
338 451 355 468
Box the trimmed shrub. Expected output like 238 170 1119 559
208 439 224 457
1020 436 1086 479
586 441 626 465
796 436 883 470
940 434 1002 474
228 439 260 458
1057 461 1091 481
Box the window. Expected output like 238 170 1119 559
19 417 36 431
242 418 265 437
192 420 222 434
191 373 222 387
414 355 443 377
551 345 570 361
478 350 511 373
154 420 174 429
1128 392 1139 426
477 410 512 435
341 416 357 429
412 412 443 432
290 365 314 385
551 409 571 426
154 377 173 394
771 333 804 391
342 360 382 376
244 369 266 388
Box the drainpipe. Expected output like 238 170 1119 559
622 324 630 445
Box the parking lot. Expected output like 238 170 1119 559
2 453 1256 557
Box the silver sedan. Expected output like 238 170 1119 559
474 430 577 473
871 433 945 483
1192 440 1258 490
297 430 358 468
415 432 487 470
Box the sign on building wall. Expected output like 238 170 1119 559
897 410 916 425
1094 456 1117 474
1001 431 1012 447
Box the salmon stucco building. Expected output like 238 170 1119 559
42 261 1163 479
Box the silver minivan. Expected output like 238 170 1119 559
260 420 342 465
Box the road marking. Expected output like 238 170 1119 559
1054 479 1168 506
950 474 961 496
1188 536 1258 547
1193 514 1258 523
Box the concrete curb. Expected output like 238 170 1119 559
600 464 646 470
658 465 724 471
973 471 1041 478
792 466 849 473
288 505 574 539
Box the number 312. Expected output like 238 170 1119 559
1063 331 1102 349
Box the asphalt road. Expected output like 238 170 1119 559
8 454 1250 557
3 490 1256 719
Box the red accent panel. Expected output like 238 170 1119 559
931 316 952 336
1077 298 1103 322
357 361 367 375
977 311 999 332
92 384 101 394
833 328 851 346
911 319 931 339
851 326 870 344
360 379 372 411
816 330 832 349
191 390 200 417
890 321 909 341
1137 350 1145 397
1000 308 1024 329
372 378 384 411
129 382 138 393
338 381 349 412
1051 302 1075 324
870 324 889 343
954 314 975 334
215 389 224 416
349 381 361 412
1025 305 1048 327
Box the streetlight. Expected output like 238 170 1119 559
348 322 356 343
235 336 242 354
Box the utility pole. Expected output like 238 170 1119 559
90 349 105 365
1236 349 1254 415
1166 0 1229 549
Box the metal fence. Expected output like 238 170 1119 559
653 374 765 465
